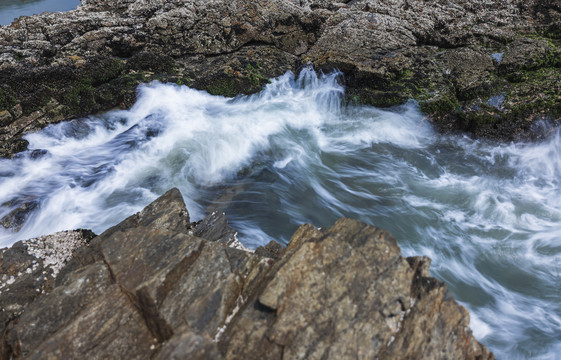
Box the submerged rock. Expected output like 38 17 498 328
0 201 38 232
0 188 492 359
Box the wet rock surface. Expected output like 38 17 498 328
0 188 492 359
0 0 559 157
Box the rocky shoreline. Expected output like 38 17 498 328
0 188 492 359
0 0 560 158
0 0 559 358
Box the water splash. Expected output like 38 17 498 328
0 68 560 358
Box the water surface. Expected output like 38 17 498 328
0 0 80 26
0 70 559 359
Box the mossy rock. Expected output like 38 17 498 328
346 88 410 108
0 87 17 111
204 77 238 97
127 52 176 73
419 91 460 116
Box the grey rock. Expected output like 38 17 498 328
194 210 237 245
0 0 558 157
0 201 38 232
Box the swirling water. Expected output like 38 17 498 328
0 69 560 358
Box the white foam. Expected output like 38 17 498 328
1 69 561 358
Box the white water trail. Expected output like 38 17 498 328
0 69 560 358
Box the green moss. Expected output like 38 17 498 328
173 76 193 87
533 48 561 70
84 57 126 87
245 63 270 92
63 80 96 114
205 78 237 97
419 91 460 115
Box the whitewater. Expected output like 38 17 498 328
0 69 560 358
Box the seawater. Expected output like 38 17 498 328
0 0 81 26
0 69 560 359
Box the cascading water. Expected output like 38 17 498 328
0 69 560 359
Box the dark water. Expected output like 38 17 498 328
0 70 560 359
0 0 81 26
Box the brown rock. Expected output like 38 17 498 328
255 240 285 260
0 189 491 359
220 219 493 360
9 263 157 359
156 329 223 360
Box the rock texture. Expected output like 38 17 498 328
0 0 559 157
0 188 493 359
0 229 96 358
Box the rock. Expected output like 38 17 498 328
0 201 38 232
0 111 12 127
9 262 157 359
220 219 492 359
0 188 273 359
25 229 96 276
0 0 559 156
194 210 237 245
255 240 285 260
0 229 96 358
0 188 491 359
155 329 223 360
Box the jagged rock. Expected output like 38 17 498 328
0 188 492 359
194 210 237 245
156 329 223 360
0 188 273 359
255 240 285 260
9 262 157 359
219 219 492 359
